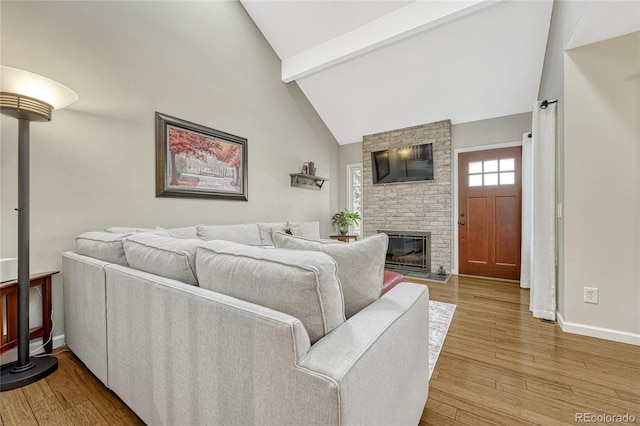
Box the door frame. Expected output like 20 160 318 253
452 141 523 275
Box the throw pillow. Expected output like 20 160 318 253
196 240 345 344
123 232 204 286
76 231 131 266
272 232 388 318
270 221 302 239
257 221 321 245
256 222 285 245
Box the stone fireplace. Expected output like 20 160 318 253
363 120 452 273
379 231 431 272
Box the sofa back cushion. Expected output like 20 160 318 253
197 224 261 245
273 232 388 318
105 227 153 234
299 221 321 240
196 240 345 344
76 231 131 266
154 226 199 239
123 233 203 286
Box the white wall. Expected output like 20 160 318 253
451 113 532 150
0 1 339 354
563 32 640 342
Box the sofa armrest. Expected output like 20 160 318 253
298 282 430 426
63 251 111 385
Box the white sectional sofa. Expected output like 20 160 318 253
63 222 430 426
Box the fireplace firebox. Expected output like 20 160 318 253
378 231 431 272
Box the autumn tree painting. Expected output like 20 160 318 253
156 113 247 200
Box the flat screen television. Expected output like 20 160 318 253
371 143 434 185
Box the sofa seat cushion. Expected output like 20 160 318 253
382 270 404 295
76 231 131 266
196 240 345 344
197 224 261 245
272 232 388 319
123 233 203 286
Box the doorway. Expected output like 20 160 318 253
457 146 522 280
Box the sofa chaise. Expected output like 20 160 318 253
63 222 430 425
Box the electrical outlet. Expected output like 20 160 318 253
584 287 598 304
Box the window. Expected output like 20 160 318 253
347 163 363 235
468 158 515 187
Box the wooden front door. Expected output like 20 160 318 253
458 147 522 280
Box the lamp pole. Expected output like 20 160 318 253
16 118 31 370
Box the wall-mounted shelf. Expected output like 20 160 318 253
290 173 328 190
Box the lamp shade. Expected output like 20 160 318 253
1 66 78 110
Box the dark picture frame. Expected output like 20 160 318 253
155 112 248 201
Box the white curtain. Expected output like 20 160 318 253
521 101 557 320
520 132 532 289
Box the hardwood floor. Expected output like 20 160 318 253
412 275 640 426
1 275 638 425
0 350 143 425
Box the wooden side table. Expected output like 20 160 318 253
329 235 358 243
1 271 58 354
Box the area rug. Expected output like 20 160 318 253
429 300 456 380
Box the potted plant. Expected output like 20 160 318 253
331 210 361 235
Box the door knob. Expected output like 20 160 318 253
458 221 466 226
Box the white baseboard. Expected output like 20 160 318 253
31 333 66 354
0 334 66 365
52 333 66 350
556 311 640 346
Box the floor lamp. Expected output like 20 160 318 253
0 66 78 391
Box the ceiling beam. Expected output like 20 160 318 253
281 0 500 83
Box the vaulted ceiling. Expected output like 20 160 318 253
241 0 639 145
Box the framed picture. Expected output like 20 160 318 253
155 112 248 201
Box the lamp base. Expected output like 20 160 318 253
0 355 58 391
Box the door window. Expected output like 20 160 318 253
468 158 516 187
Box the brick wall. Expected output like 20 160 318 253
362 120 452 272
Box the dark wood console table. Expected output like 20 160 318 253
1 271 58 354
329 235 358 243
